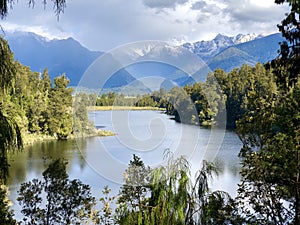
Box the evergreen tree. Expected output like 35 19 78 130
73 92 94 136
116 154 151 225
235 1 300 224
47 74 73 139
99 186 115 225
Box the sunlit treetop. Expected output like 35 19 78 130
0 0 66 19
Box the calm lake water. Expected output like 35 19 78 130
7 110 242 220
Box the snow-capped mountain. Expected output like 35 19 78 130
182 33 261 62
233 33 263 44
3 31 284 91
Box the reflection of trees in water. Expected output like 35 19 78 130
73 138 88 171
213 157 240 177
213 158 225 172
228 162 240 177
7 138 88 186
7 151 27 185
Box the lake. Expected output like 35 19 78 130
7 110 242 220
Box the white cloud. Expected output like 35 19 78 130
143 0 189 9
221 0 289 31
2 23 71 40
0 0 290 51
191 1 221 16
249 0 276 8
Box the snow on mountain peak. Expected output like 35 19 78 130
182 33 263 61
233 33 260 44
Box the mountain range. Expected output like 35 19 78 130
3 31 284 91
183 33 262 62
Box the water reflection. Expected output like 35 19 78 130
7 111 242 220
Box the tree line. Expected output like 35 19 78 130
90 63 273 130
0 154 240 225
0 36 94 184
0 37 93 141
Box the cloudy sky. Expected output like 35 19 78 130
1 0 290 51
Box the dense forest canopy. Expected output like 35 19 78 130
0 36 94 179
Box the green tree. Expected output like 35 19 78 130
25 71 45 133
0 37 22 181
184 82 209 125
235 1 300 224
0 2 66 222
118 155 150 208
47 74 73 139
186 160 237 225
236 62 299 225
135 94 156 107
0 184 16 224
268 0 300 89
17 159 96 225
116 154 151 225
73 92 95 136
0 37 22 225
99 186 115 225
115 153 191 225
38 68 52 133
115 152 234 225
166 86 197 124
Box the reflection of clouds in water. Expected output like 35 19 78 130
210 161 241 197
7 115 242 220
210 167 241 197
209 131 242 196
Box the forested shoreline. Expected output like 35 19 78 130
0 37 98 145
89 62 273 130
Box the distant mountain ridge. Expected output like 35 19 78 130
5 31 102 86
5 31 142 89
206 33 283 72
4 31 284 90
182 33 262 62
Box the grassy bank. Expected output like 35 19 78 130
22 129 115 146
22 133 57 145
96 129 115 136
21 106 163 146
87 106 165 111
